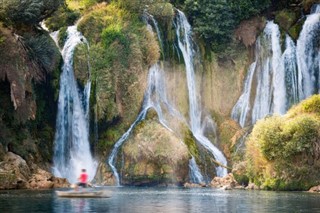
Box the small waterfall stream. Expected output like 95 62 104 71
175 10 228 177
53 26 97 183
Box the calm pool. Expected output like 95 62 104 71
0 187 319 212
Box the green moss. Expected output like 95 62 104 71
74 43 90 87
288 18 305 40
58 27 68 48
183 129 199 158
274 9 300 31
45 5 80 31
233 173 249 186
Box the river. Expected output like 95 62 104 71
0 187 319 212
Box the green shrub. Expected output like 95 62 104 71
45 5 80 31
101 24 128 48
245 95 320 190
184 0 270 52
0 0 62 25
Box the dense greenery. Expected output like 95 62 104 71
0 0 63 25
73 1 160 155
184 0 270 51
245 95 320 190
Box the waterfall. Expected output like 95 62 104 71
143 12 165 59
108 64 181 186
53 26 97 183
231 62 257 127
175 10 227 177
232 6 320 127
296 5 320 98
251 21 286 124
189 156 204 184
283 35 299 107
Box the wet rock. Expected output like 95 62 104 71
183 182 207 188
28 169 69 189
0 152 31 189
210 173 240 189
308 185 320 193
0 152 69 189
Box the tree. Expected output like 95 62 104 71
0 0 63 25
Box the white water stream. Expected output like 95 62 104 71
53 26 97 183
175 10 227 177
232 6 320 127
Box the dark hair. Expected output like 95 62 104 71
82 169 86 172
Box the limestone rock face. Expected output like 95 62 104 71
0 152 31 189
28 169 69 189
121 119 190 186
0 152 69 189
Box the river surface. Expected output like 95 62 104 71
0 187 319 213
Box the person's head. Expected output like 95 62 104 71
82 169 86 172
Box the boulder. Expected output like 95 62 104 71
0 152 31 189
0 152 69 189
210 173 240 189
28 169 69 189
308 185 320 193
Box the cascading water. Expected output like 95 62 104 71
189 156 204 184
231 62 257 127
53 26 97 183
108 64 182 186
143 12 165 59
175 10 227 177
232 5 320 127
251 21 286 124
297 4 320 98
283 35 299 106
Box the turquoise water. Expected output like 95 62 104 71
0 187 320 212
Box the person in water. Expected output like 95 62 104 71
77 169 88 189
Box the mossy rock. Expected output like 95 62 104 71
148 3 174 22
74 43 90 87
288 18 305 40
58 27 68 48
45 4 80 31
121 119 189 185
275 9 300 32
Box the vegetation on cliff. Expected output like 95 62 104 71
0 0 62 185
243 95 320 190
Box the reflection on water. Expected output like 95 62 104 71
1 187 320 213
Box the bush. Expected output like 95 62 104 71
184 0 270 52
0 0 62 25
45 5 80 31
245 95 320 190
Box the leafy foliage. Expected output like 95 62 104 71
245 95 320 190
23 32 61 76
0 0 63 25
45 4 80 31
184 0 270 51
77 2 159 149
